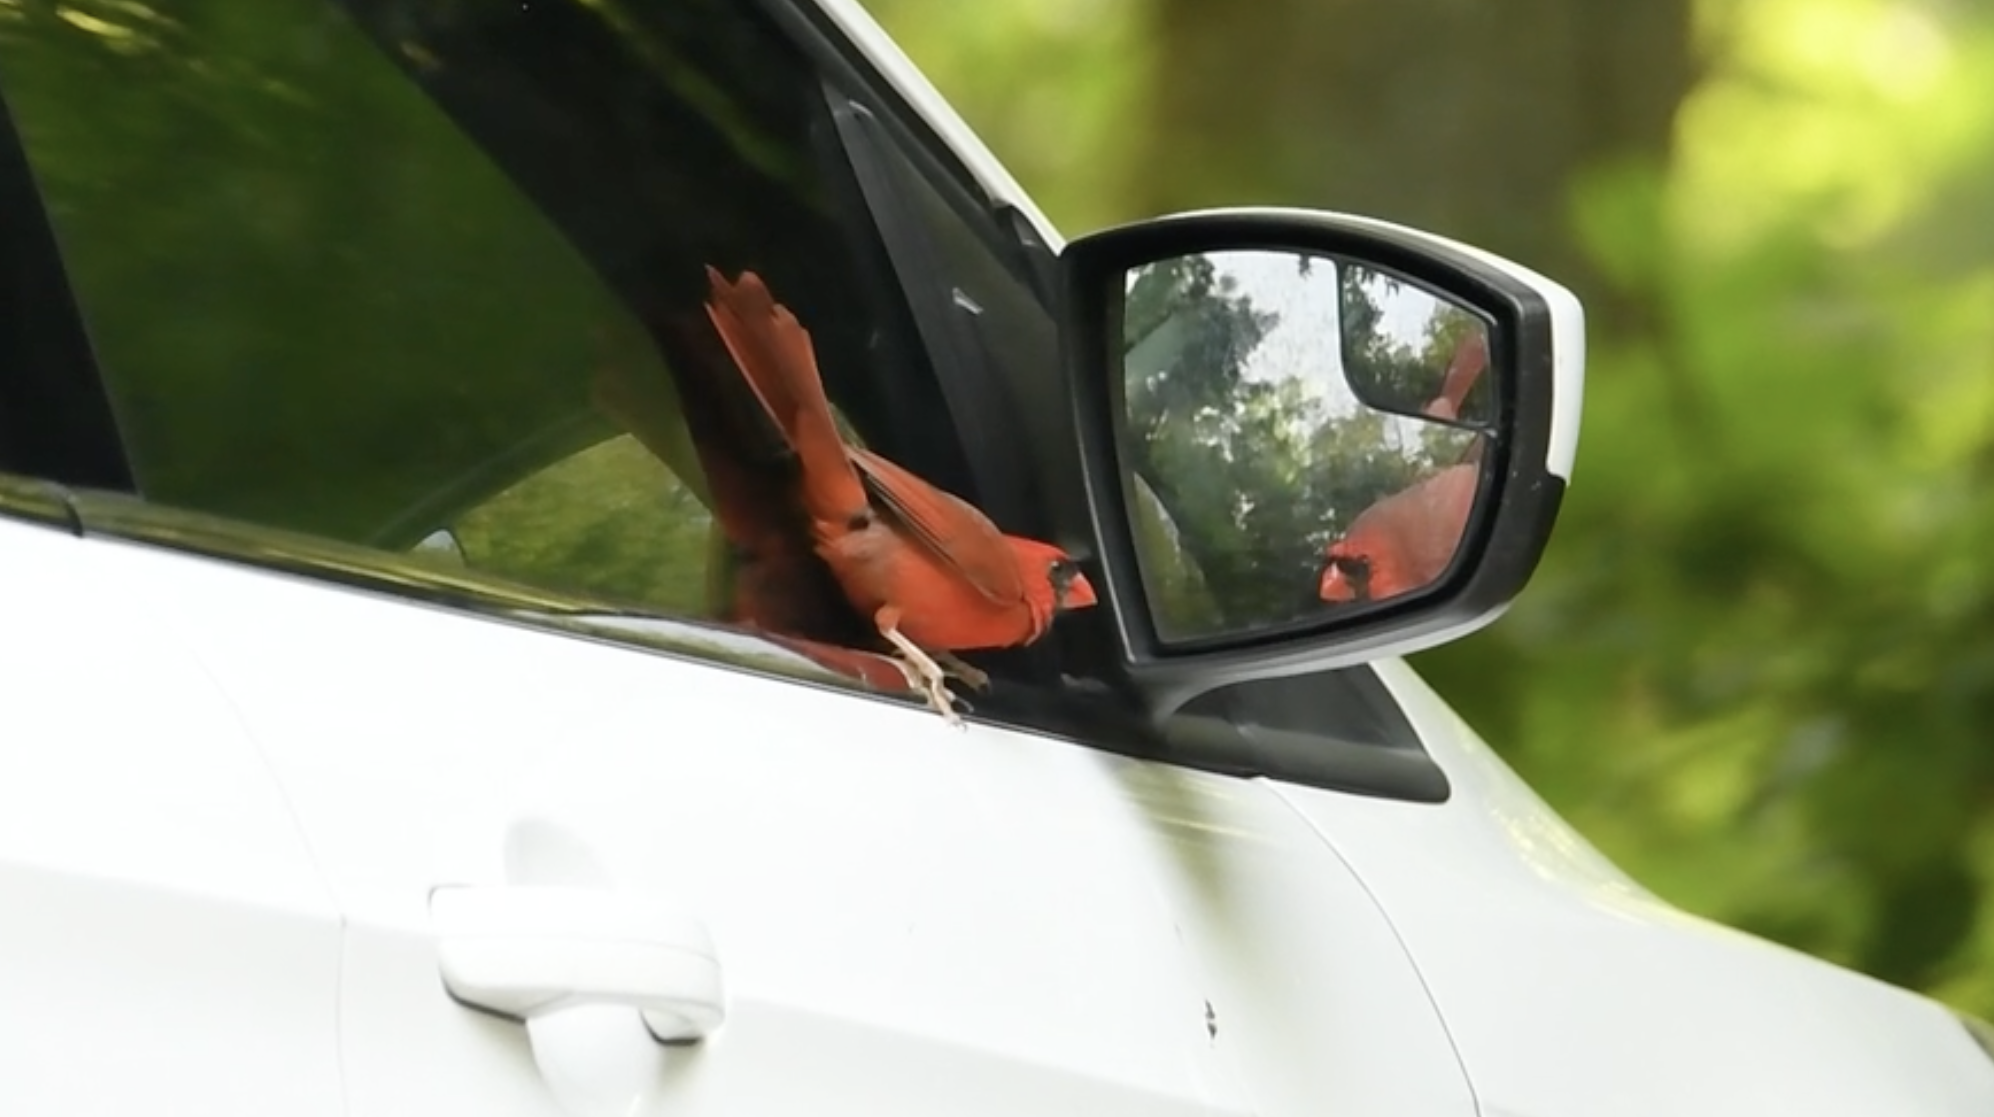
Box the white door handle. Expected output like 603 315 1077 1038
430 884 725 1043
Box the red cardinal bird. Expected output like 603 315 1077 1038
1319 329 1490 603
591 312 957 698
701 266 1097 723
590 318 877 651
1318 463 1478 602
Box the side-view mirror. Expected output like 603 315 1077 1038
1059 208 1583 711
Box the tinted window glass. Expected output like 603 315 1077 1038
0 0 913 623
0 0 1430 783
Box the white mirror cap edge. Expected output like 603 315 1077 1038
1146 207 1586 484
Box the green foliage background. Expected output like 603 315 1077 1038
862 0 1994 1013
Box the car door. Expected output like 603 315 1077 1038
0 491 344 1117
0 1 1479 1113
114 534 1477 1117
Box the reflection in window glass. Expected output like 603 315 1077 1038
452 436 714 617
0 0 890 622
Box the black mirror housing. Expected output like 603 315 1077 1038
1058 207 1584 713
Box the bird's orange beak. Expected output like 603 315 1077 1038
1319 547 1362 603
1319 565 1355 603
1060 570 1098 611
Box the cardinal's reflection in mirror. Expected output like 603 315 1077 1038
1316 461 1478 603
1119 246 1499 640
1316 327 1489 605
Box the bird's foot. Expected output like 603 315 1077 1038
932 651 991 694
878 624 967 730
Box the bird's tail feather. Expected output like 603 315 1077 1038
703 267 868 528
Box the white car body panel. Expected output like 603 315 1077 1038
1326 660 1994 1115
111 533 1476 1116
14 503 1990 1117
0 518 345 1117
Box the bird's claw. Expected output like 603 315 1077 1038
919 679 968 730
880 628 969 729
920 675 967 730
933 651 991 694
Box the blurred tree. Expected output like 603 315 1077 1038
1133 0 1691 321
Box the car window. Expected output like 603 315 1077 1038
0 0 1437 791
0 0 903 623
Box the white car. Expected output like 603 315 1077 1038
1 1 1990 1115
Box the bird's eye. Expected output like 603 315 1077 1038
1049 558 1076 578
1330 554 1371 577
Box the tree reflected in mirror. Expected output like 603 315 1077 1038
1120 249 1495 642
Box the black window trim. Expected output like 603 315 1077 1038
822 94 1036 541
750 0 1052 284
0 80 131 492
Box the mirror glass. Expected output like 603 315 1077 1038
1338 266 1496 426
1120 249 1496 643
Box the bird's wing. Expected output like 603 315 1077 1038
847 445 1025 606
